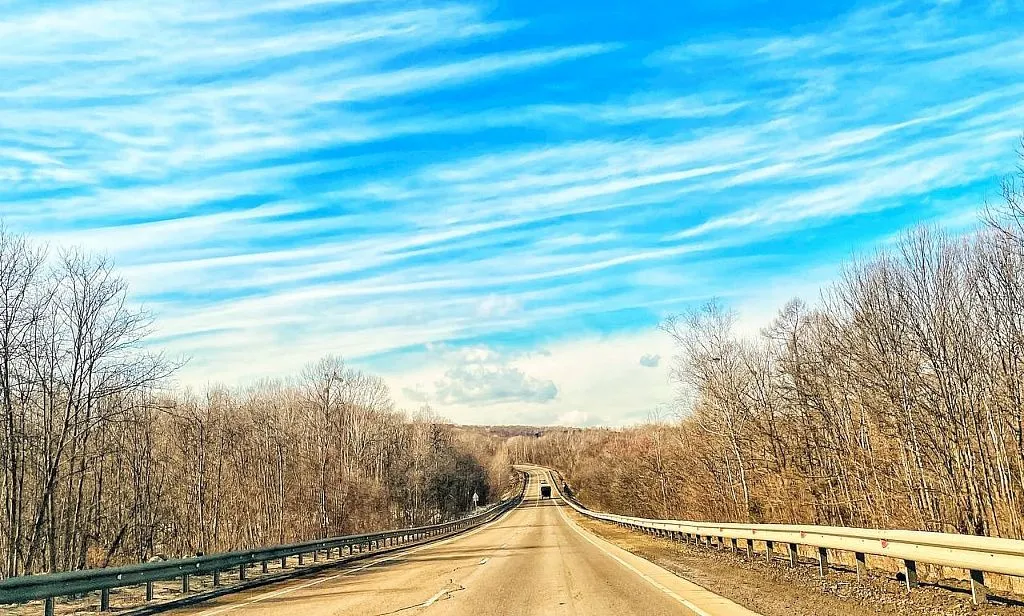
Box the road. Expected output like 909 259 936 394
166 467 758 616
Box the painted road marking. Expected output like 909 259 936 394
422 586 451 607
554 497 715 616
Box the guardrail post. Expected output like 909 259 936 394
969 569 988 604
100 588 110 611
765 541 774 564
817 547 828 577
262 561 269 573
146 581 154 601
239 564 247 580
903 559 918 590
44 598 54 616
745 539 753 558
182 573 190 594
313 549 319 562
731 538 738 554
281 556 287 569
855 552 866 583
788 543 798 567
298 553 304 565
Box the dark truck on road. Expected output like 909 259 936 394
540 482 552 498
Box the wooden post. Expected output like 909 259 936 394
44 598 54 616
731 538 738 554
817 547 828 577
280 556 287 569
239 564 247 580
765 541 774 564
146 581 154 601
100 588 110 611
182 573 190 594
788 543 798 567
745 539 753 559
262 561 269 574
969 569 988 605
213 570 221 587
298 553 304 565
855 552 866 583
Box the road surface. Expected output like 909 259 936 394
166 467 758 616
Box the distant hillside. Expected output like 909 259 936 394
454 424 580 439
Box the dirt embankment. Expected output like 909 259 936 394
569 511 1024 616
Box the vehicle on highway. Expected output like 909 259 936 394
540 484 552 498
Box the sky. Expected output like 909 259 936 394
1 0 1022 426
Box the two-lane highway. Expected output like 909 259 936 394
167 468 758 615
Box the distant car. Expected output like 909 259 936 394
540 485 552 498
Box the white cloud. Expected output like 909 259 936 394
476 294 521 318
639 353 661 368
2 0 1022 431
382 330 676 426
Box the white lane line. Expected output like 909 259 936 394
195 505 519 616
422 587 451 607
553 497 715 616
478 558 489 565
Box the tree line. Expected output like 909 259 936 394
0 231 512 577
515 143 1024 540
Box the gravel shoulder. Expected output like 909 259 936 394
568 509 1024 616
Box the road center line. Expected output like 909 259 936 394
422 586 452 607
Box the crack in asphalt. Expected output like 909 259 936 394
374 580 466 615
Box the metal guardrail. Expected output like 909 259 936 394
1 473 526 615
544 467 1023 605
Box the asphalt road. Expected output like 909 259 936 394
166 468 759 616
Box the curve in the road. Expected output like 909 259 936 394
161 467 760 616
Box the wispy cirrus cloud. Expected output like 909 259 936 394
1 0 1022 424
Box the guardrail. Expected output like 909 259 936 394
545 468 1024 605
1 473 526 615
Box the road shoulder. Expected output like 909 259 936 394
554 500 762 616
565 508 1024 616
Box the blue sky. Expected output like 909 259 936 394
1 0 1022 426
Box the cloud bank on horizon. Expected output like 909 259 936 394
1 0 1022 426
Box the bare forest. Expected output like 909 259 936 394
515 146 1024 540
0 231 512 578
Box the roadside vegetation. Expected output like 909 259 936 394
0 234 511 577
517 144 1024 541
